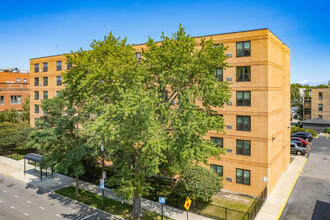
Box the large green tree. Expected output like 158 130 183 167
64 25 231 218
291 84 301 107
27 96 98 194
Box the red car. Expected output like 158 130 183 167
291 137 308 146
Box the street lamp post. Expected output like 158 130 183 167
101 143 105 210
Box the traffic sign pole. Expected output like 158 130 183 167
187 210 188 220
161 204 164 220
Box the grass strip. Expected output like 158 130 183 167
55 186 172 220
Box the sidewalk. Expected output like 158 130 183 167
255 155 307 220
0 156 211 220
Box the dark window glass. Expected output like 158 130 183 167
43 63 48 72
215 69 223 82
237 66 251 82
236 41 251 57
0 96 4 105
319 115 323 119
135 52 142 61
236 140 251 156
34 64 39 72
236 168 250 185
237 91 251 106
210 137 223 148
319 92 323 100
35 105 39 113
211 164 223 177
23 78 27 83
43 91 48 99
237 116 251 131
319 104 323 111
57 61 62 71
67 61 73 70
57 76 62 86
10 96 21 104
43 77 48 86
34 77 39 86
34 91 39 100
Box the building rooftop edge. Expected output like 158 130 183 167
30 28 289 60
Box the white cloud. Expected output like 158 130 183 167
297 80 308 84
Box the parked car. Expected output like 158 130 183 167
291 140 304 147
291 137 308 146
291 132 313 141
290 143 308 155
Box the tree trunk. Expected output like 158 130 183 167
75 175 79 195
132 191 143 218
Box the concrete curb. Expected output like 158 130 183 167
276 157 307 219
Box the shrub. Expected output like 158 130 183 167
175 165 222 205
290 126 317 137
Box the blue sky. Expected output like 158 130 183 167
0 0 329 84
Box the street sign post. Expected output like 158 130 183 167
184 197 191 220
102 171 106 179
159 197 165 220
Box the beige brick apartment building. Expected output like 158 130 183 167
30 28 290 197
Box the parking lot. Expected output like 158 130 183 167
281 136 330 220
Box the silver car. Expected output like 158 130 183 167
290 143 307 155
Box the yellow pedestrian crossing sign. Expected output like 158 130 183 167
184 197 191 210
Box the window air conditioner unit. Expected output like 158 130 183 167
227 101 232 106
226 77 233 82
40 83 42 86
226 149 233 153
226 125 233 130
226 53 232 58
226 177 233 182
63 67 66 70
40 69 42 72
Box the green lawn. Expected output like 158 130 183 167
55 186 172 220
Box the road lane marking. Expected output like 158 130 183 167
40 206 45 210
10 206 15 209
80 213 98 220
56 214 61 217
14 195 18 198
24 213 29 216
0 200 2 203
27 201 31 203
3 190 7 193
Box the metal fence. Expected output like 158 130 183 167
0 148 35 161
242 187 267 220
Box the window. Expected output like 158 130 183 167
43 91 48 99
236 140 251 156
236 168 250 185
57 76 62 86
34 64 39 72
17 78 20 83
135 52 142 61
318 115 323 119
43 77 48 86
57 61 62 71
319 92 323 100
0 96 4 105
34 91 39 100
237 91 251 106
236 41 251 57
215 69 223 82
43 62 48 72
210 137 223 148
237 116 251 131
23 78 27 83
211 164 223 177
237 66 251 82
67 61 72 70
319 104 323 111
34 77 39 86
35 105 39 113
10 96 21 104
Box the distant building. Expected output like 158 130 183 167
302 118 330 133
30 29 290 197
311 87 330 121
0 70 30 112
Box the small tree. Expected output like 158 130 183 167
175 165 222 207
27 96 98 194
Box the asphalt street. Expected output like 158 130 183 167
0 174 118 220
281 136 330 220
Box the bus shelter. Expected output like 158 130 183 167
23 153 53 181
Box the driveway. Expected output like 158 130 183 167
281 136 330 220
